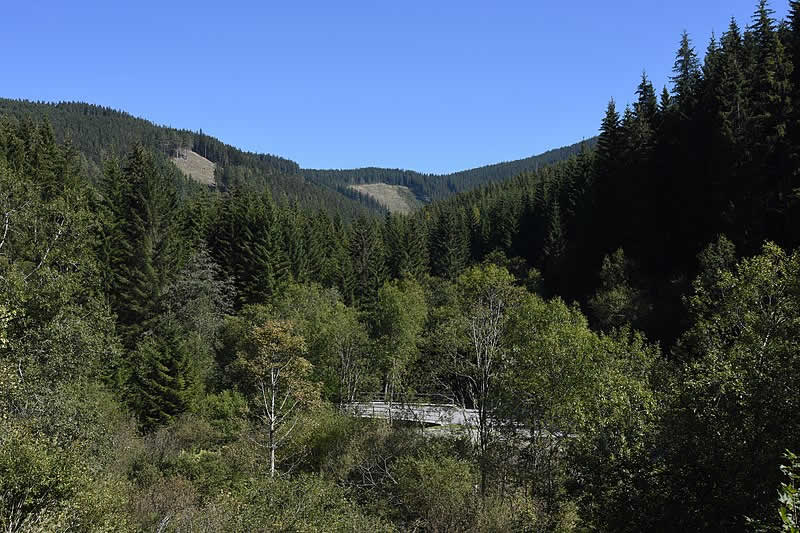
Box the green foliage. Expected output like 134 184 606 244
658 242 800 529
232 320 318 407
130 324 198 430
196 390 249 442
0 305 11 350
395 454 477 531
0 118 122 415
305 138 595 205
374 278 428 403
233 319 321 476
564 329 659 531
452 264 521 495
211 188 289 306
10 4 800 530
0 424 131 532
104 145 185 345
215 474 395 532
589 248 650 329
0 98 376 217
778 451 800 532
500 291 658 526
348 215 387 311
671 31 702 109
271 283 374 403
431 207 470 279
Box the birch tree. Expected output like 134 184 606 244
454 264 519 496
235 320 320 477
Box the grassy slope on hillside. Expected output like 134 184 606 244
349 183 424 214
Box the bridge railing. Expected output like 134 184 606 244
343 392 480 427
349 392 458 407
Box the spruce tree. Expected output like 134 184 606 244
130 320 195 430
405 216 429 279
304 212 326 283
383 212 407 279
717 19 748 146
659 86 673 112
430 208 469 280
789 1 800 87
328 213 355 304
595 99 622 179
543 199 565 275
670 31 702 113
110 145 183 346
634 72 658 124
593 100 624 250
283 204 310 283
348 215 386 312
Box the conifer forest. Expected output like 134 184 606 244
3 1 800 531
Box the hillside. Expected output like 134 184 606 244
303 138 596 203
0 98 374 217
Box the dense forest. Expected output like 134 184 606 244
2 1 800 531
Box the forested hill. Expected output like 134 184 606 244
0 98 383 216
303 137 595 203
0 98 591 215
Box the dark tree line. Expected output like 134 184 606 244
415 1 800 345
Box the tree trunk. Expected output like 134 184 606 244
270 368 276 478
270 441 275 478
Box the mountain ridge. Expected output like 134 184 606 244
0 97 593 212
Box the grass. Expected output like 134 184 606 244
171 148 216 186
349 183 424 214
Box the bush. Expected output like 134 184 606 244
213 475 394 532
0 424 131 532
395 454 477 532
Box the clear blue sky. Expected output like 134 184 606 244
2 0 789 173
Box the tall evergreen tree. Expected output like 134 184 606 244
789 1 800 86
107 145 184 346
348 215 386 312
405 216 429 279
634 71 659 124
593 99 625 253
130 320 196 430
430 208 469 280
329 213 355 304
595 99 622 179
671 31 702 113
283 204 310 283
717 19 749 147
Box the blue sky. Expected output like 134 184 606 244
1 1 789 173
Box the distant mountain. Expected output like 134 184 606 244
0 97 592 214
302 138 597 205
